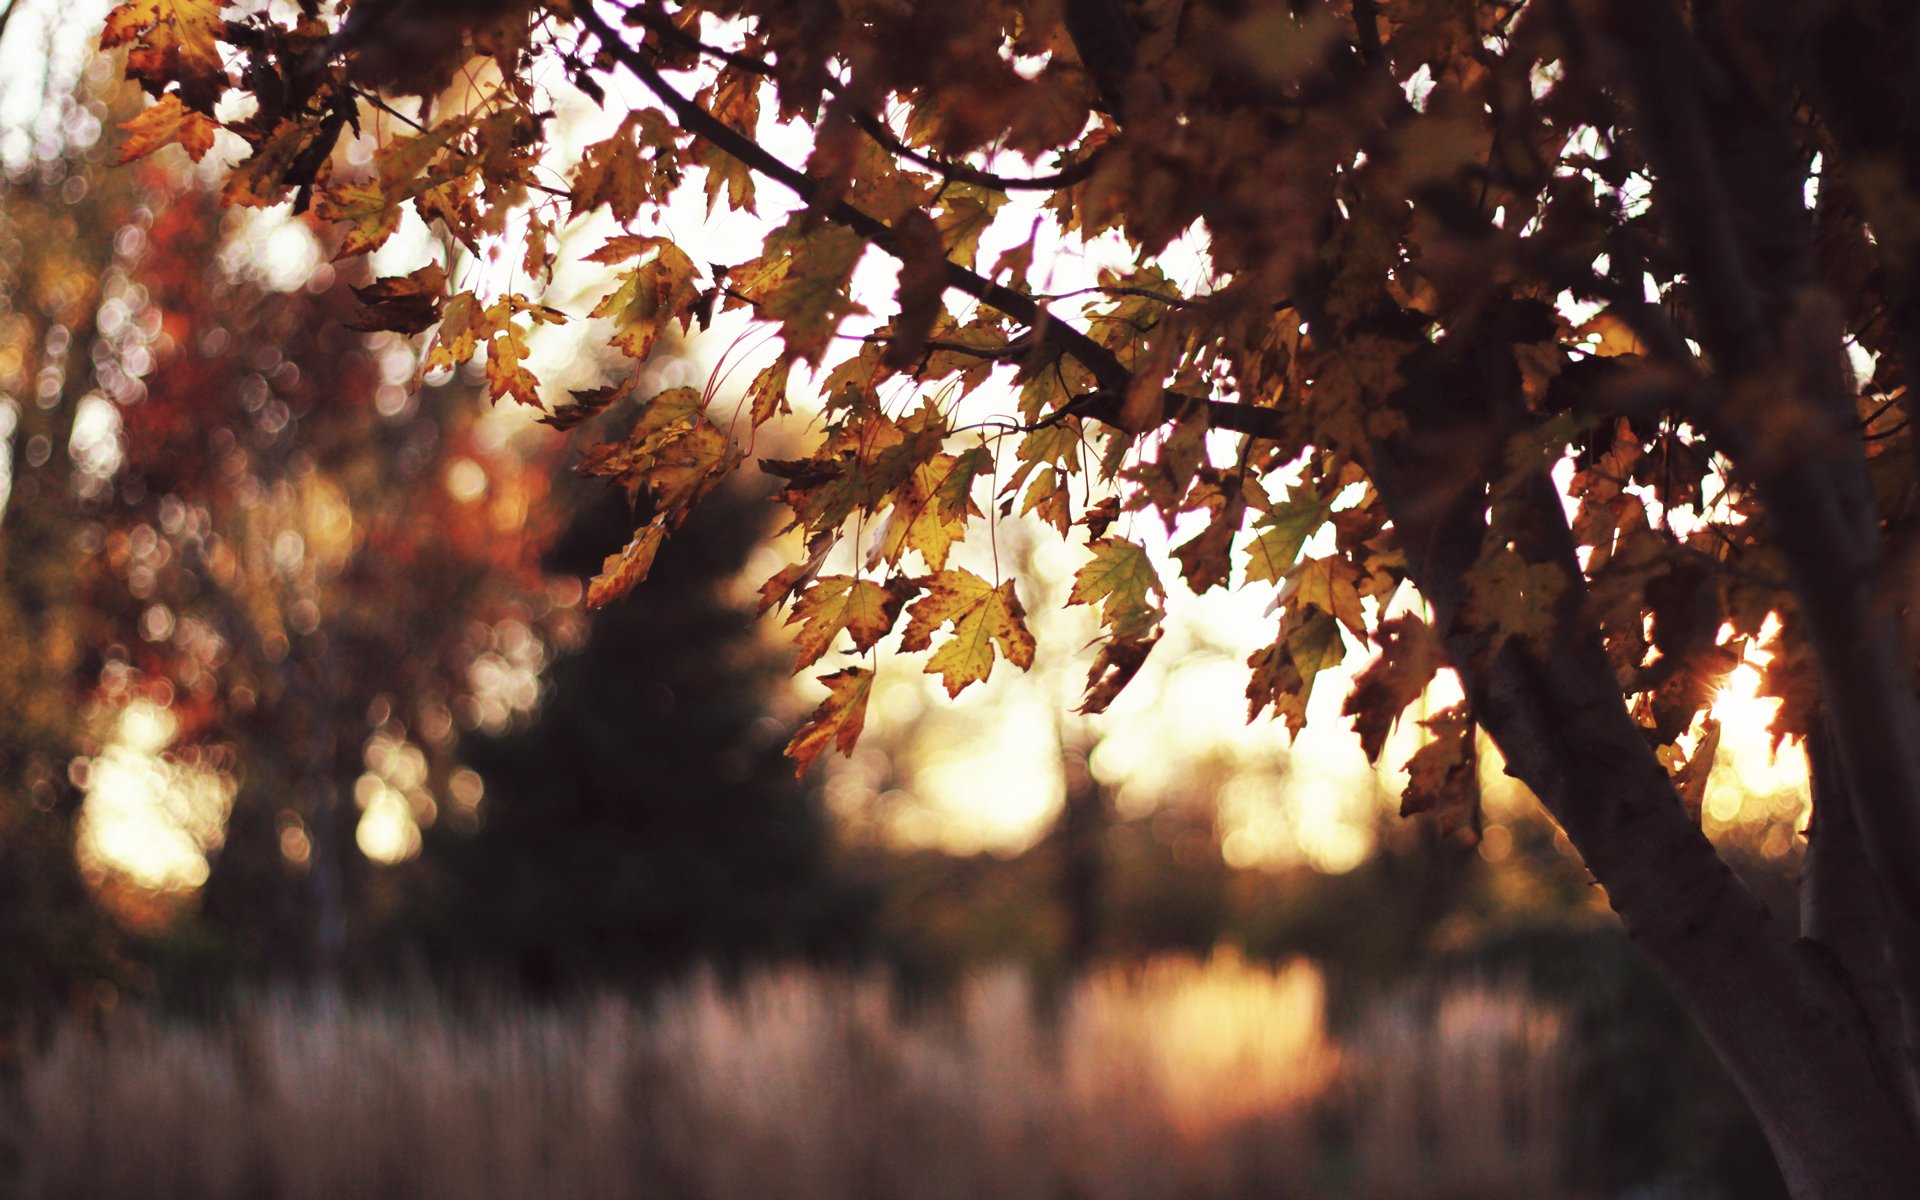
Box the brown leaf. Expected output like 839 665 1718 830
1343 616 1443 764
347 264 449 334
1400 703 1480 844
883 210 948 370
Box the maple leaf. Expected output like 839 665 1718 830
591 242 703 360
1246 609 1345 736
787 575 917 669
745 359 792 427
1400 704 1480 844
115 93 219 163
427 291 498 372
1069 537 1164 633
1282 555 1368 639
1343 615 1443 763
1244 491 1331 583
1464 546 1568 652
884 210 948 369
1080 628 1162 715
101 0 226 110
1021 466 1073 535
763 223 867 365
347 264 449 334
570 111 676 223
932 183 1009 269
587 522 666 609
314 175 402 260
1172 482 1248 593
786 667 875 776
900 568 1036 696
486 324 542 407
873 448 987 572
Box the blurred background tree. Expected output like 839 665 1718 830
403 473 872 994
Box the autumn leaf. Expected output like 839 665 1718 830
101 0 226 109
1245 491 1331 583
1246 608 1345 736
873 448 987 572
115 93 219 163
1464 546 1568 652
427 291 497 372
763 223 867 365
587 522 667 609
786 667 875 776
933 183 1009 269
1343 615 1443 763
884 210 948 369
787 575 916 668
347 264 449 334
1401 703 1480 844
486 324 542 407
1282 555 1368 639
539 376 636 432
900 568 1036 696
1080 629 1161 715
314 175 402 260
1172 482 1248 593
745 359 791 427
1069 537 1164 633
570 111 674 223
592 242 703 360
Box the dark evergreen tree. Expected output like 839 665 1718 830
412 478 870 992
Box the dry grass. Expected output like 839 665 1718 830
7 955 1571 1200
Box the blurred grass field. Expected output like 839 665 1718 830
6 954 1571 1200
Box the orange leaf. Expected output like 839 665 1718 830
786 667 875 775
115 93 219 163
587 522 666 609
900 569 1036 696
787 575 915 669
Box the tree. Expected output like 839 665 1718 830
0 49 566 995
409 475 869 992
104 0 1920 1193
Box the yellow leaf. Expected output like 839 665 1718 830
1282 556 1368 639
933 183 1008 269
763 222 867 364
315 175 402 259
746 359 791 428
1245 609 1340 737
873 449 986 573
900 569 1036 696
1244 492 1330 583
486 324 541 407
427 292 496 372
115 93 219 163
787 575 913 669
101 0 226 108
591 242 702 360
786 667 875 776
570 114 653 224
1069 537 1164 632
587 522 666 609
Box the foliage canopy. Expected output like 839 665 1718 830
101 0 1920 1191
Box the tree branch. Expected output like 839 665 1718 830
575 1 1135 396
615 2 1107 192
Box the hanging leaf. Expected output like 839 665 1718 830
900 568 1036 696
786 667 876 776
